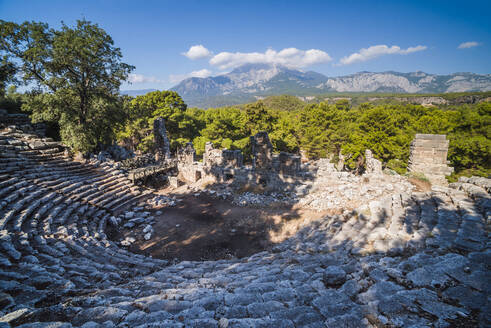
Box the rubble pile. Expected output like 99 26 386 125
121 209 154 229
295 156 413 212
119 154 156 170
148 195 180 207
232 191 297 207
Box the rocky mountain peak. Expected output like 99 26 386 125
169 65 491 108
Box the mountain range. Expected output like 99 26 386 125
167 64 491 108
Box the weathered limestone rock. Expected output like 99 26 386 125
408 134 454 185
365 149 383 175
153 117 171 162
323 266 347 287
317 158 337 177
251 132 273 170
336 151 345 171
300 149 309 163
106 144 133 161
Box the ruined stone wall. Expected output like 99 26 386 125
364 149 382 175
222 150 243 168
408 134 454 185
203 142 223 167
203 142 243 168
153 117 171 162
251 131 273 170
276 152 301 176
177 142 196 165
178 163 202 183
176 143 202 183
175 133 301 188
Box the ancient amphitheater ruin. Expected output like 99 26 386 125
0 110 489 327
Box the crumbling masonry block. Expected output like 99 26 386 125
251 131 273 170
203 142 243 168
408 134 454 185
177 142 196 165
276 152 301 176
153 117 171 162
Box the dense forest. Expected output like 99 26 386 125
114 92 490 180
1 19 489 182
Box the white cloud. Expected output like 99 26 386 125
458 41 480 49
190 68 212 78
209 47 332 70
128 73 163 84
169 69 212 84
339 44 427 65
182 45 212 60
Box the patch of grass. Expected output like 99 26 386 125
405 171 430 182
405 172 432 192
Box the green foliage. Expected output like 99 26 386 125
342 105 414 169
0 19 133 152
261 95 305 111
115 90 200 153
269 111 299 153
405 171 430 183
386 159 407 175
183 98 490 176
244 101 276 135
335 99 351 111
296 102 352 159
449 135 489 172
0 58 16 97
0 85 23 113
200 107 246 141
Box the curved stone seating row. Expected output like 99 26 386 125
0 132 145 214
0 114 489 327
2 179 488 327
0 123 167 325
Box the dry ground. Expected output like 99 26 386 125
123 192 330 261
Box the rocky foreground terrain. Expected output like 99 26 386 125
0 111 489 327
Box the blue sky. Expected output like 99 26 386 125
1 0 490 90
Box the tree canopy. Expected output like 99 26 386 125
113 90 490 181
0 19 133 152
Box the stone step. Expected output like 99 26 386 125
109 191 151 213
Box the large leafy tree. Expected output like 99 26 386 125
0 19 134 152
